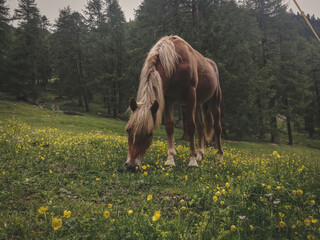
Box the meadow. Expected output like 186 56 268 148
0 99 319 239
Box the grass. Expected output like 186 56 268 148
0 99 320 239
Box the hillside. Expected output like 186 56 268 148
0 99 319 239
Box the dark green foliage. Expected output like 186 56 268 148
1 0 320 142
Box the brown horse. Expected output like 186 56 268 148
125 35 223 169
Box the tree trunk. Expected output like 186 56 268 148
76 54 89 112
286 117 293 145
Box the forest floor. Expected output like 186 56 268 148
0 97 319 239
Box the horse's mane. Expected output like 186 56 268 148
127 36 180 136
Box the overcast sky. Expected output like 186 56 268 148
7 0 320 24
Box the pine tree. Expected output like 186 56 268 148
0 0 10 89
53 7 89 111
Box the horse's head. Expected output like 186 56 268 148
125 98 159 170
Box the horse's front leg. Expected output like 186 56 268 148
164 102 176 167
186 87 198 167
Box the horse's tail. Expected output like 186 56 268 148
137 36 180 128
201 103 215 142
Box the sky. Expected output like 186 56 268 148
6 0 320 24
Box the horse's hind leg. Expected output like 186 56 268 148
186 87 198 168
195 106 205 160
164 102 176 167
212 100 223 159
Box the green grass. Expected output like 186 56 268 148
0 99 319 239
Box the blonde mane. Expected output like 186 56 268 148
127 36 180 135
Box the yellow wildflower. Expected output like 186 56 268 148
215 191 221 197
63 210 71 219
142 165 147 170
230 225 237 232
250 225 254 231
212 196 218 202
143 172 148 176
311 218 318 224
304 218 311 226
96 178 100 181
38 206 48 214
152 211 161 222
147 195 153 201
180 199 185 205
128 210 133 216
296 189 303 195
181 206 186 211
107 203 112 208
267 185 271 190
292 190 297 195
225 182 230 188
276 186 281 191
279 221 286 228
220 201 225 206
292 224 296 229
279 212 284 218
52 218 62 231
185 175 188 180
103 210 110 218
310 200 315 206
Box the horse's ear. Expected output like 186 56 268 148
151 100 159 115
129 97 137 112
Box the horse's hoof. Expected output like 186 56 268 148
196 152 203 161
165 156 176 167
124 163 137 172
188 157 199 168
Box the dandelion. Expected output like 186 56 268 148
297 189 303 195
267 185 271 190
185 175 188 180
128 210 133 216
311 218 318 224
250 225 254 231
49 170 52 174
147 195 153 201
221 189 226 195
212 196 218 202
52 218 62 231
180 199 185 205
279 221 286 228
310 200 315 206
63 210 71 219
225 182 230 188
103 210 110 218
107 203 112 208
307 235 315 240
152 211 161 222
292 190 297 195
38 206 48 214
215 191 221 197
292 224 296 229
261 183 265 187
230 225 237 232
276 186 281 191
180 206 186 211
304 218 311 226
143 172 148 176
220 201 225 206
96 178 100 181
279 212 284 218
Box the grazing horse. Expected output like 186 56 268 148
125 35 223 169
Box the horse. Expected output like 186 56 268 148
125 35 223 170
